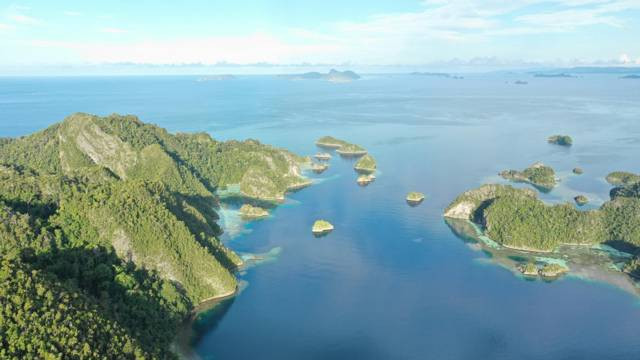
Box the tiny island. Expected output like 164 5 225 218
357 174 376 186
354 154 376 173
574 195 589 206
311 162 329 174
312 220 334 235
316 136 367 157
573 167 584 174
499 162 557 191
406 192 425 205
239 204 270 219
283 69 360 83
314 152 332 161
548 134 573 146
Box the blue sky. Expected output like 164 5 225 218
1 0 639 73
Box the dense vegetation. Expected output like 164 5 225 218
0 113 310 358
445 182 640 252
354 154 376 173
606 171 640 186
547 135 573 146
316 136 366 154
500 162 557 191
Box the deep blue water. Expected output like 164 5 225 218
2 74 640 359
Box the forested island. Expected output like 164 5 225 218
444 180 640 272
281 69 360 82
499 162 557 191
548 134 573 146
316 136 367 156
0 113 312 358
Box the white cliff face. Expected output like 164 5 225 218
443 201 476 219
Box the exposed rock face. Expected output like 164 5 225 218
519 263 539 276
357 174 376 186
311 162 329 174
443 184 536 220
540 264 569 277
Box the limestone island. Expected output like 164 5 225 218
444 180 640 276
311 162 329 174
540 263 569 278
239 204 269 219
357 174 376 186
354 154 376 173
499 162 557 191
573 167 584 174
548 134 573 146
574 195 589 206
406 192 425 205
312 220 334 235
519 263 539 276
514 80 528 85
314 152 332 161
606 171 640 186
316 136 367 157
197 74 236 81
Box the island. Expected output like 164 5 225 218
519 263 539 276
316 136 367 157
354 154 376 173
606 171 640 186
0 112 315 358
499 162 557 191
514 80 528 85
311 162 329 174
282 69 360 83
357 174 376 186
410 72 463 79
533 73 575 78
406 192 425 205
197 74 236 81
573 167 584 174
548 134 573 146
312 220 334 235
444 181 640 253
574 195 589 206
540 263 568 278
239 204 269 219
314 152 332 160
621 75 640 79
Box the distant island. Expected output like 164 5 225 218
316 136 367 157
548 134 573 146
282 69 360 82
533 73 575 78
197 74 236 81
410 72 463 79
0 112 313 357
514 80 528 85
621 75 640 79
499 162 557 191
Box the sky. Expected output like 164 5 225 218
1 0 639 74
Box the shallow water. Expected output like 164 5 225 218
2 73 640 359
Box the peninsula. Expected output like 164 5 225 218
0 112 313 357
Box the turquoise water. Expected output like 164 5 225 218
2 74 640 359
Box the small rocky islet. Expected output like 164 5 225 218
548 134 573 146
311 162 329 174
312 220 334 235
239 204 270 219
406 192 425 206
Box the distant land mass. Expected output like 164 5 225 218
410 72 463 79
533 73 575 78
620 74 640 79
281 69 360 82
197 74 236 81
534 67 640 75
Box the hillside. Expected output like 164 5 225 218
0 112 311 357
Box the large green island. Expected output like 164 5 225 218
0 113 312 358
499 162 557 191
444 180 640 278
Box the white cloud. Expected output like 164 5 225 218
0 23 13 30
8 13 40 25
63 11 82 17
101 27 127 34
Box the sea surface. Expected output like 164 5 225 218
2 74 640 359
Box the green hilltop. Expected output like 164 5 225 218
0 113 311 358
